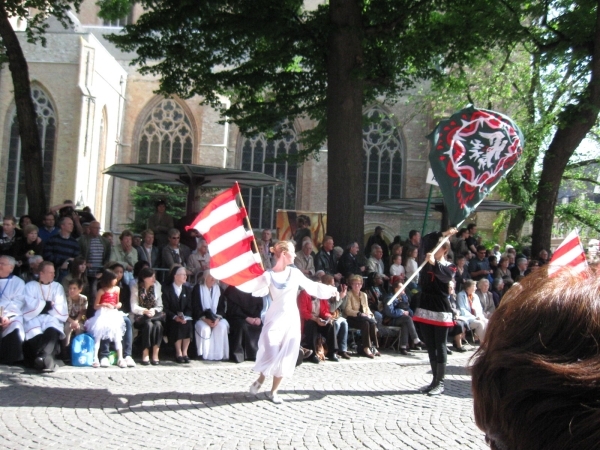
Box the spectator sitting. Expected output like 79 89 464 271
494 256 514 288
337 242 366 281
162 265 194 364
321 274 350 359
0 215 23 258
130 267 164 365
447 281 468 353
488 255 498 274
510 257 528 281
389 254 405 282
525 259 540 276
465 223 478 255
192 270 229 360
383 280 425 356
469 245 493 281
102 232 113 246
225 285 264 363
471 270 600 450
137 229 160 268
537 249 549 266
15 224 44 274
314 236 342 283
491 278 504 307
0 255 26 364
38 213 59 243
161 228 192 275
365 226 389 267
294 239 316 279
188 239 210 280
402 245 420 286
402 230 421 263
110 230 138 283
61 278 87 360
44 216 80 282
366 244 389 282
345 274 379 358
456 280 488 343
365 272 386 316
61 257 90 302
256 229 274 270
293 215 312 252
131 260 150 289
79 221 111 291
22 261 68 371
298 288 339 363
22 254 43 283
476 279 496 319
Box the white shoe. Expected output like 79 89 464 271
124 356 136 368
117 359 127 369
249 381 262 395
100 357 110 368
266 391 283 404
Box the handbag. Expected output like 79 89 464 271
134 311 166 328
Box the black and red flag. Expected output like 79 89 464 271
428 106 524 225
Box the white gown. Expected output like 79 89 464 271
253 267 337 378
0 276 26 340
23 281 68 340
195 284 230 360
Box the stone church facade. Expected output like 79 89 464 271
0 1 494 245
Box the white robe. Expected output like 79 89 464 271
0 276 26 340
195 284 229 360
23 281 68 340
252 267 337 378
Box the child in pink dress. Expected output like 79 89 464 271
85 270 126 368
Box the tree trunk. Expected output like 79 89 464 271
0 5 46 222
506 209 526 242
326 0 365 248
531 1 600 255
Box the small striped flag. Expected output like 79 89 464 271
187 183 267 293
548 230 588 277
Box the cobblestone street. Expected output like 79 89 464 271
0 351 485 449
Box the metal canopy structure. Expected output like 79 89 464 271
103 163 282 213
375 198 520 214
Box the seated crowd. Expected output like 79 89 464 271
0 204 577 372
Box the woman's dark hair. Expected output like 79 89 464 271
402 244 417 264
18 215 32 229
97 269 117 290
133 260 150 278
471 269 600 450
137 267 155 284
108 262 124 272
69 257 87 279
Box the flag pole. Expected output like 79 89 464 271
235 182 264 270
387 225 461 305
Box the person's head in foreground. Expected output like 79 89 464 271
471 268 600 450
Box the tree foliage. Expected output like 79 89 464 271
127 183 187 233
101 0 523 245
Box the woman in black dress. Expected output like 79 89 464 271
162 265 193 363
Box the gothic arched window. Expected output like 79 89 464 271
240 123 298 230
363 106 403 205
137 98 194 164
5 87 56 217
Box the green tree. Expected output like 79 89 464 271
0 0 82 222
426 1 600 253
100 0 517 246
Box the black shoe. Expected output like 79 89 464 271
151 360 160 366
399 348 414 356
176 356 185 364
413 341 427 350
338 351 351 360
183 356 190 363
301 348 313 360
446 348 453 355
307 354 320 364
141 360 150 366
453 345 468 353
34 356 45 371
327 354 339 362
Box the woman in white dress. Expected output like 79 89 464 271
249 241 338 404
192 270 229 360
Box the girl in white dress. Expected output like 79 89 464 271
249 241 338 404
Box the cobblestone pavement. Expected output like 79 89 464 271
0 350 485 450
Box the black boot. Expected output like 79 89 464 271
419 361 437 393
428 363 446 396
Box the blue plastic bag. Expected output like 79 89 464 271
71 333 95 367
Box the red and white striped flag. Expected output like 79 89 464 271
187 183 267 293
548 230 588 277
